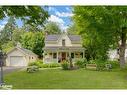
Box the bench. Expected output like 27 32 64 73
27 66 39 73
86 64 97 70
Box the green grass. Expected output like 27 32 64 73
4 68 127 89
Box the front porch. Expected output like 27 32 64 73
43 47 85 63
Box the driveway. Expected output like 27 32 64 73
2 66 25 74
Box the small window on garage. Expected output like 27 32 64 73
53 53 57 59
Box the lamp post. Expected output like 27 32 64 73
0 50 6 86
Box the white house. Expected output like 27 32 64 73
108 49 127 61
6 47 38 66
43 33 85 63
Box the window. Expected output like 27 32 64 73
71 53 74 58
80 52 83 58
62 39 65 46
53 53 57 59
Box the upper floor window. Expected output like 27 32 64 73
62 39 65 46
53 53 57 59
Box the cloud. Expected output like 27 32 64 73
61 25 69 32
48 7 56 12
0 20 7 31
1 20 7 25
48 15 64 24
66 7 71 11
55 11 74 17
48 15 69 31
0 25 4 31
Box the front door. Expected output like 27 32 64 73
61 52 66 61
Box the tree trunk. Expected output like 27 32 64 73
119 27 127 69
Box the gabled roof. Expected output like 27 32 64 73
45 34 81 42
45 35 59 41
7 47 37 56
68 35 81 42
19 48 37 56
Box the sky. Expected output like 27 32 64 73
0 6 73 31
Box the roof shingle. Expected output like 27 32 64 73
45 34 81 42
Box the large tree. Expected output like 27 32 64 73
44 21 61 34
0 6 49 52
20 32 44 58
0 16 17 42
66 24 78 35
0 6 49 27
73 6 127 68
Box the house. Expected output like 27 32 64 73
43 33 85 63
108 49 127 61
6 46 38 66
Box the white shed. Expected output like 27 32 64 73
6 47 38 66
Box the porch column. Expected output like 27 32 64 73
43 51 45 63
83 50 85 59
57 51 58 63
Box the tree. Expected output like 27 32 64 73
20 32 44 58
44 21 61 34
0 6 49 54
73 6 127 68
66 24 78 35
0 16 17 43
0 6 49 27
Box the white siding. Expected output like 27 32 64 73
6 48 37 66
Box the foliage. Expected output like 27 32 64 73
87 59 119 71
61 60 69 70
74 58 87 68
41 63 60 68
89 60 97 64
67 24 78 35
1 41 15 52
20 32 44 58
73 6 127 68
0 6 49 27
28 60 43 68
12 28 25 44
0 6 49 53
0 16 17 44
105 60 119 69
44 21 61 34
27 66 39 73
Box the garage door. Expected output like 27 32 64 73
10 56 26 66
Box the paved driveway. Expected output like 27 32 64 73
2 66 25 74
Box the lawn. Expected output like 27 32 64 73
4 68 127 89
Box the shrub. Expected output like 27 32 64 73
61 60 69 70
27 66 39 73
28 60 43 68
41 63 60 68
95 60 106 71
105 60 119 69
74 58 87 68
88 59 106 71
89 60 97 64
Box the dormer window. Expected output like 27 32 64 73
62 39 65 46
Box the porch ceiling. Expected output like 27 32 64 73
43 46 85 51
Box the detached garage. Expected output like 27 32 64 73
6 47 38 66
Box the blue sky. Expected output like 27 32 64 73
0 6 73 31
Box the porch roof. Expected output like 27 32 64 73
43 46 85 51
